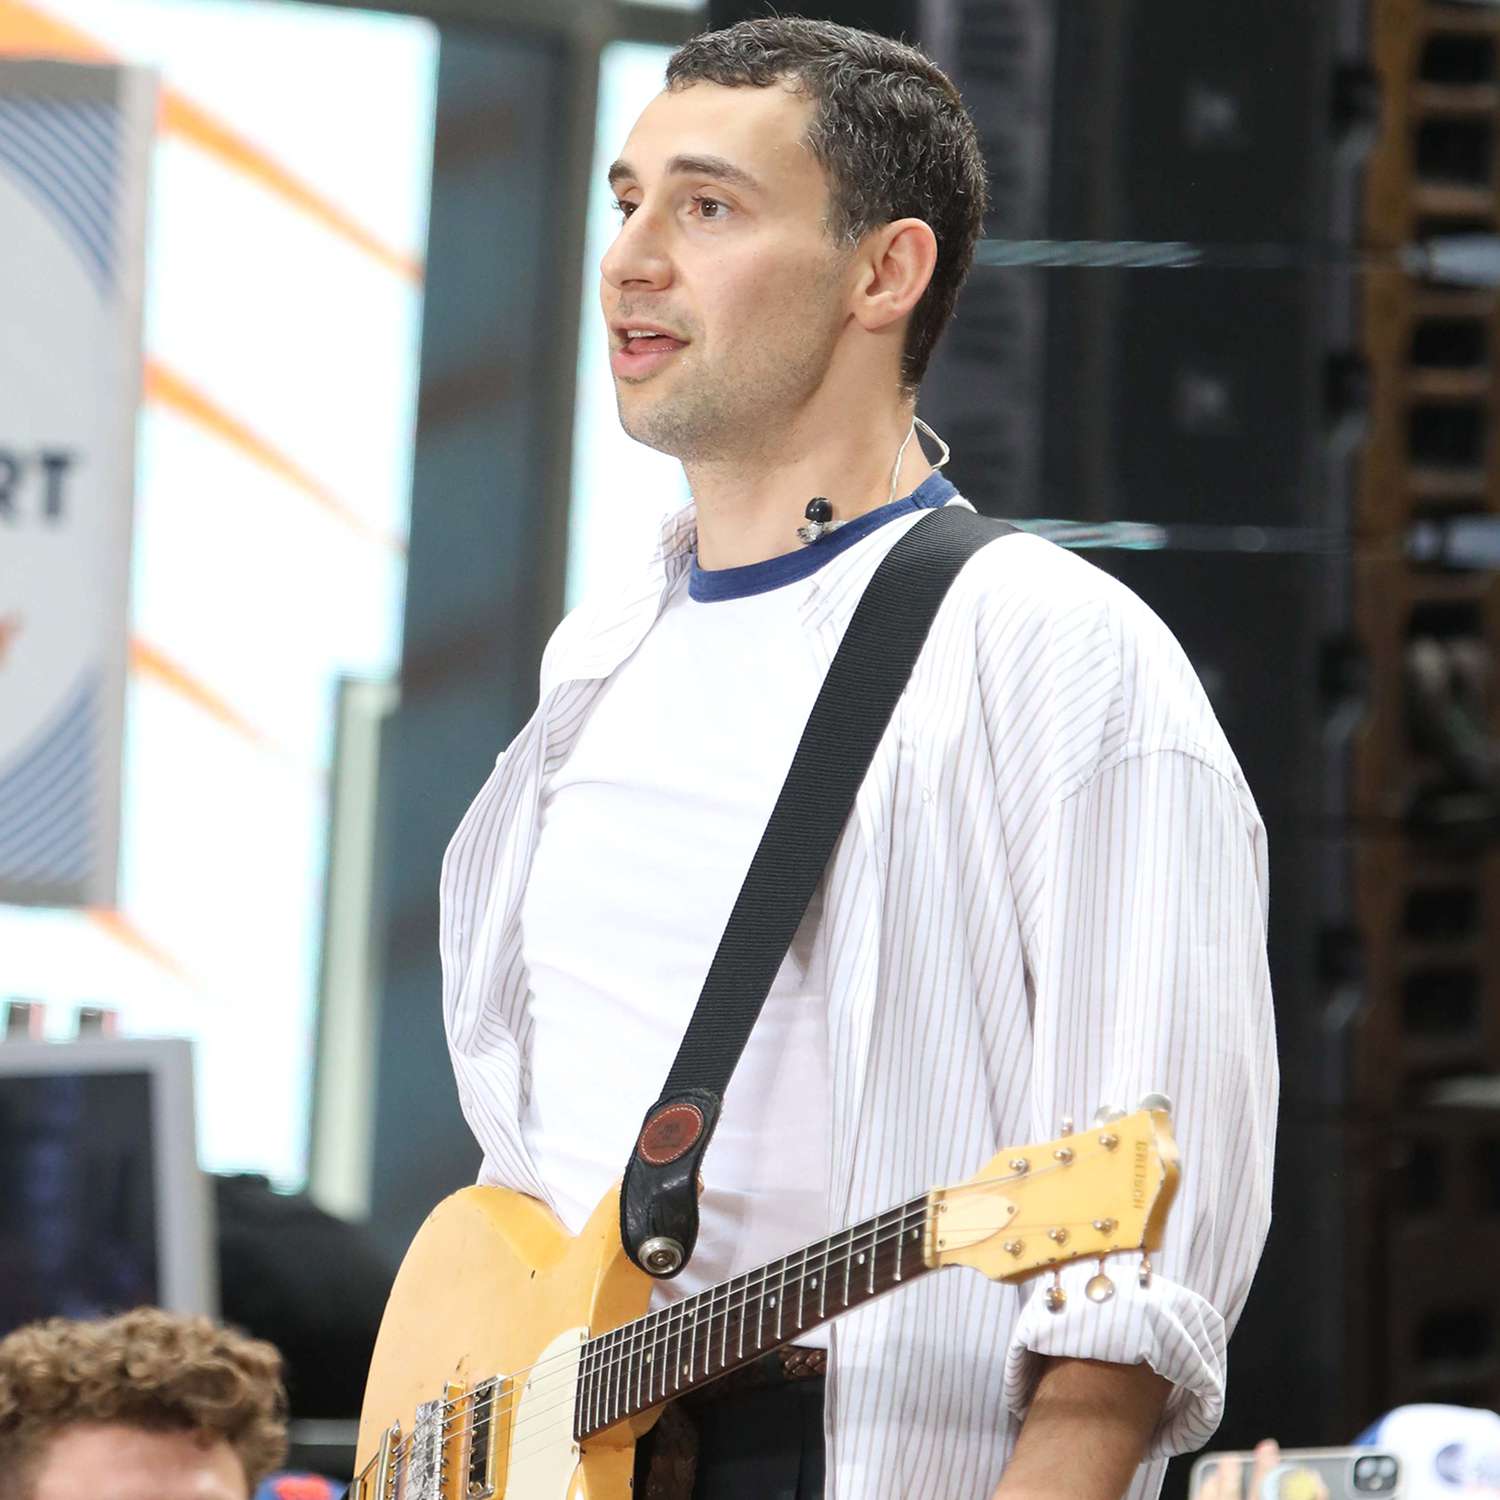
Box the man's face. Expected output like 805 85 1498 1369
29 1423 247 1500
602 81 854 461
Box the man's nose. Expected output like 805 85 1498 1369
601 203 671 292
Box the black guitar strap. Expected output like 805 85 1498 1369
619 504 1018 1277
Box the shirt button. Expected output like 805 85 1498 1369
921 788 932 804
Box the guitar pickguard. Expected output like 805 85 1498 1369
505 1325 586 1500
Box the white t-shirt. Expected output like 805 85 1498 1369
521 537 881 1332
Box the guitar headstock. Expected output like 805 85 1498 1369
928 1104 1179 1288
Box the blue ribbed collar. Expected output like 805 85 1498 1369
688 472 958 603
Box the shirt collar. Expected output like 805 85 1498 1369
550 478 975 686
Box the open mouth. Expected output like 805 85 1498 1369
611 327 688 377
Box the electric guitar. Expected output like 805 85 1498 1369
353 1103 1180 1500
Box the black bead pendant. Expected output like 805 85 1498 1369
804 497 833 523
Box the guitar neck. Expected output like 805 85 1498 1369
573 1192 934 1439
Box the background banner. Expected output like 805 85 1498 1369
0 56 153 906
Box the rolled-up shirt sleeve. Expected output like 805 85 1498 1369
1004 746 1278 1458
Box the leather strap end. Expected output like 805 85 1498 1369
620 1090 721 1278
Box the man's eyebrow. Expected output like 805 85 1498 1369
607 154 763 194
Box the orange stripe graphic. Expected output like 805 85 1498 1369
161 93 422 283
145 359 404 553
87 907 193 985
0 0 422 281
0 0 106 59
130 636 269 748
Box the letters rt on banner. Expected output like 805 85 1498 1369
0 59 155 907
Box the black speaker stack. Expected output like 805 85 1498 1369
920 0 1500 1450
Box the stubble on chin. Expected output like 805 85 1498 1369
614 365 736 464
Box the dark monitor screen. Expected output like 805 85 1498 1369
0 1069 162 1332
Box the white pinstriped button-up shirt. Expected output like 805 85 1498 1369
439 493 1277 1500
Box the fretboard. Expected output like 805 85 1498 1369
572 1192 933 1439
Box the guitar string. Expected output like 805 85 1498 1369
402 1197 933 1470
443 1201 942 1474
374 1140 1137 1480
424 1163 1032 1447
369 1139 1143 1478
386 1187 961 1477
414 1190 1144 1476
368 1187 1129 1487
433 1142 1090 1434
466 1199 1145 1478
429 1184 938 1433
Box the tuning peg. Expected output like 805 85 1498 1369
1060 1115 1075 1136
1044 1269 1066 1314
1086 1260 1115 1304
1138 1252 1153 1289
1137 1092 1173 1116
1092 1104 1125 1126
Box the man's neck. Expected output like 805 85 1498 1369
683 407 935 570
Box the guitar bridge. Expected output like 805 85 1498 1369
406 1397 446 1500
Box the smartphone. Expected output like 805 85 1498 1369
1188 1447 1403 1500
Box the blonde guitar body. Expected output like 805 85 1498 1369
356 1188 652 1500
354 1106 1180 1500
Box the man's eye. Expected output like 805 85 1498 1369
692 195 727 220
612 198 636 219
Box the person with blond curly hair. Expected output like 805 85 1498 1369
0 1306 288 1500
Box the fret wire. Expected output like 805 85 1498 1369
756 1261 767 1349
610 1322 622 1424
612 1324 627 1425
708 1284 724 1374
639 1310 652 1409
819 1232 831 1319
777 1255 788 1342
688 1293 700 1384
842 1224 854 1306
866 1215 878 1296
895 1210 905 1282
627 1308 639 1410
719 1274 733 1369
736 1271 748 1361
795 1246 807 1329
623 1322 634 1423
600 1327 614 1429
594 1329 606 1430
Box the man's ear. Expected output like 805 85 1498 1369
849 218 938 334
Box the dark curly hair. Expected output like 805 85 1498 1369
0 1308 288 1500
666 15 988 392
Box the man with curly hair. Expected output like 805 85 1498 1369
0 1307 288 1500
